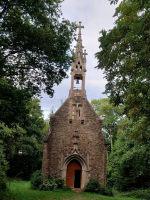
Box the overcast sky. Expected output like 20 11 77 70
40 0 119 119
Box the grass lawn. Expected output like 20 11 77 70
7 180 141 200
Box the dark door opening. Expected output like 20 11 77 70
74 170 81 188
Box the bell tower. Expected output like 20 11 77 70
69 21 88 98
42 21 107 189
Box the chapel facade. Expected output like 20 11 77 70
42 22 107 189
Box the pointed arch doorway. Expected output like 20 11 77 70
66 159 82 188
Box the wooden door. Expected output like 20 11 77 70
66 160 81 188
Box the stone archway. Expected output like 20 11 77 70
62 154 88 189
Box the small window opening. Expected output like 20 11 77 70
79 109 80 117
78 61 80 64
80 66 82 70
81 120 84 124
69 119 72 124
76 65 78 70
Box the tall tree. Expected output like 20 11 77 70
6 98 49 180
96 1 150 189
0 0 76 97
96 0 150 140
107 118 150 191
0 78 31 127
91 98 124 152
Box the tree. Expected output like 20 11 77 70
107 118 150 191
0 78 31 127
96 0 150 141
7 98 49 180
96 1 150 190
109 0 119 4
0 0 76 97
91 98 124 152
0 120 25 189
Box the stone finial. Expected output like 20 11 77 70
83 49 88 59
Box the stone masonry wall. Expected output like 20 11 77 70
42 97 107 186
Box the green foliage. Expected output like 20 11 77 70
7 180 144 200
96 0 150 192
0 78 31 127
96 0 150 141
0 165 13 200
30 170 42 190
9 180 77 200
84 179 101 193
109 0 119 4
42 119 50 135
0 179 6 191
39 178 57 191
7 98 48 180
55 177 64 189
62 185 72 191
0 0 75 185
100 186 113 197
0 78 31 180
39 177 64 191
0 0 76 97
84 179 113 196
0 96 48 181
107 118 150 191
91 98 124 152
0 188 13 200
0 138 8 177
30 172 64 191
120 189 150 200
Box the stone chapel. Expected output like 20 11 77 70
42 22 107 189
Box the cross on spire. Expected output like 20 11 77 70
75 21 84 54
74 21 87 61
77 21 84 35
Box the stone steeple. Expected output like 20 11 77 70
69 21 88 98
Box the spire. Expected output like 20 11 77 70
69 21 87 98
75 22 84 58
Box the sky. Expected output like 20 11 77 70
40 0 119 119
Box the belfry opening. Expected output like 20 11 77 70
66 159 82 188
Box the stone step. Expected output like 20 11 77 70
72 188 82 193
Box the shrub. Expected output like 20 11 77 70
100 186 113 196
55 177 64 189
39 178 57 191
62 185 72 191
0 179 7 191
84 179 101 193
0 177 14 200
39 177 64 191
120 189 150 200
84 179 113 196
30 170 42 189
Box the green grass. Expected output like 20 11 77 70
7 180 142 200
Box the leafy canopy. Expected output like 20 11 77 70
96 0 150 139
0 0 76 97
6 98 49 179
91 98 124 152
107 118 150 191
